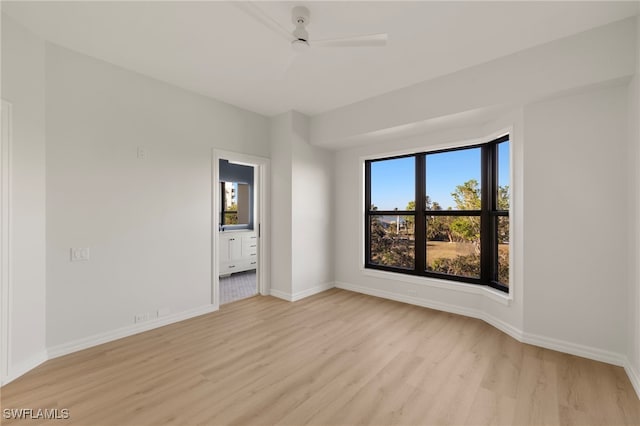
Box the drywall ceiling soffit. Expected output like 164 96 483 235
320 104 515 150
308 16 637 149
3 1 638 117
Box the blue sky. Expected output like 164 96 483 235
370 142 510 210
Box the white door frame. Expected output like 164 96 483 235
212 149 270 308
1 100 13 382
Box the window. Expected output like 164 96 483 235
365 135 510 292
221 182 239 225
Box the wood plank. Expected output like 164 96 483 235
1 289 638 426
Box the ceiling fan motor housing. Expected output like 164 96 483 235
291 6 310 42
291 6 310 26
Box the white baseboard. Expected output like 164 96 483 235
481 312 525 342
335 280 636 388
47 304 218 359
270 282 335 302
269 289 293 301
522 331 625 367
336 280 479 317
292 282 335 301
335 281 523 343
1 350 47 386
624 358 640 399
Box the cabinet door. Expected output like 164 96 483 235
219 235 231 262
229 237 242 260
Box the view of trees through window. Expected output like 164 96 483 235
366 138 510 291
222 182 239 224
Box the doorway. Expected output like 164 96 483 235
212 150 269 308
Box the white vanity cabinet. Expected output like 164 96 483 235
219 230 257 276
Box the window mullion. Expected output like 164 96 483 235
415 155 426 273
480 145 493 283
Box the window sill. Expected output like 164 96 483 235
361 267 512 306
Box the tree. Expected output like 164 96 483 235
497 185 510 247
369 181 509 274
497 185 510 210
369 215 414 268
451 179 481 210
405 195 431 211
449 180 481 250
404 201 415 233
426 202 451 241
369 202 415 268
404 197 427 232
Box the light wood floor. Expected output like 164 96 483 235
2 289 639 425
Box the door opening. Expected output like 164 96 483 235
212 150 269 308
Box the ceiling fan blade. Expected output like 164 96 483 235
280 52 297 78
234 2 294 42
312 33 388 48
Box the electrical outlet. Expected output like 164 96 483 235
70 248 90 262
137 147 146 160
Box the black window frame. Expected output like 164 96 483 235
365 134 510 293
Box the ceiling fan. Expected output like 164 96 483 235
236 3 388 51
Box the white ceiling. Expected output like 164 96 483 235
3 1 638 117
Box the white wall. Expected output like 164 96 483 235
524 83 628 356
44 43 269 349
333 82 630 364
269 112 293 296
269 111 334 300
1 15 47 381
627 13 640 392
325 16 639 370
291 111 334 296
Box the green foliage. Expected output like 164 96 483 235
452 179 481 210
405 196 431 211
427 214 451 241
405 200 415 230
370 215 414 268
497 250 509 284
224 212 239 224
450 216 481 250
498 185 510 210
449 180 480 246
369 178 510 283
224 203 239 224
429 254 480 277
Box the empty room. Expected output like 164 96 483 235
2 1 640 425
